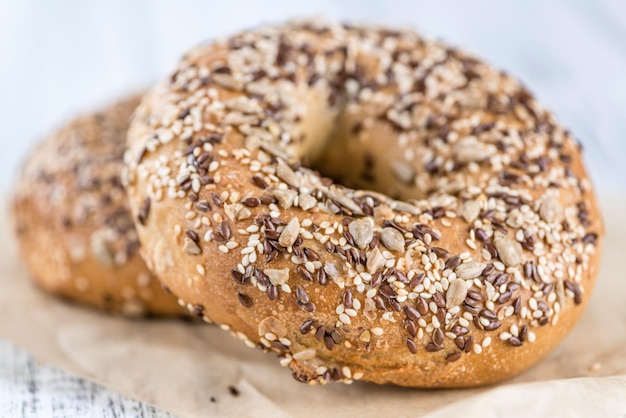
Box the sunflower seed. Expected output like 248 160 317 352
322 186 363 215
90 234 114 267
183 237 202 255
274 188 297 209
212 73 244 91
265 268 290 286
446 279 468 309
278 217 300 248
539 194 562 223
366 247 386 273
298 192 317 211
494 232 523 267
348 218 374 249
276 161 300 188
380 227 405 252
391 160 415 184
455 261 486 279
459 200 481 223
453 136 494 163
258 316 287 338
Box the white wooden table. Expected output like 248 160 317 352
1 0 625 416
0 340 173 417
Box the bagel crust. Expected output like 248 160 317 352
13 96 184 316
124 20 603 387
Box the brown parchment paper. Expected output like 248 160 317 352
1 196 625 417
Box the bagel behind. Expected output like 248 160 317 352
12 96 185 316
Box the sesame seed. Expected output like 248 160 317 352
196 264 205 275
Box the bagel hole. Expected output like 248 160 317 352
303 111 427 202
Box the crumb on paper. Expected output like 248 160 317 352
589 362 602 372
228 385 240 396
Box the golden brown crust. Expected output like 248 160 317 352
12 95 185 316
125 20 603 386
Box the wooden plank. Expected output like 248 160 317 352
0 339 174 418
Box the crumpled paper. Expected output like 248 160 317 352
1 196 625 417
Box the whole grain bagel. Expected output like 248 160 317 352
13 96 184 316
124 20 603 386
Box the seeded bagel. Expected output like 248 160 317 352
124 20 603 386
13 96 184 316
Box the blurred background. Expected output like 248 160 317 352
1 0 624 193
